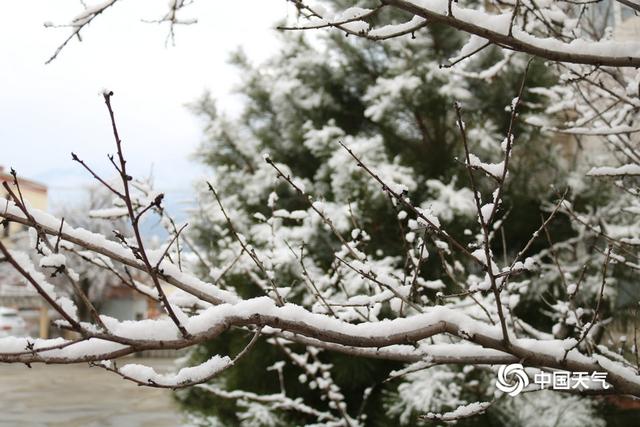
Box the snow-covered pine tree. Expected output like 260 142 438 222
174 5 602 424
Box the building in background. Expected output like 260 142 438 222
0 166 50 337
615 13 640 40
0 165 48 246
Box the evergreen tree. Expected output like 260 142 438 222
171 6 612 425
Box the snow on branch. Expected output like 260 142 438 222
587 164 640 177
286 0 640 67
423 401 492 422
44 0 196 63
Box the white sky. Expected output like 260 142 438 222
0 0 290 215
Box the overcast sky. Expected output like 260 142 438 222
0 0 290 215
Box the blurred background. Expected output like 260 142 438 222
0 1 289 425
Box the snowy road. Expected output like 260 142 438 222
0 358 185 426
